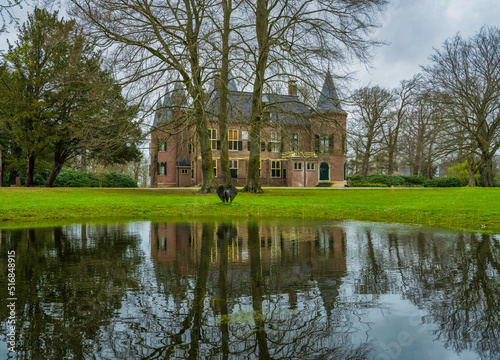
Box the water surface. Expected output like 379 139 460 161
1 220 499 359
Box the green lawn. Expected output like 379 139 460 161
0 187 499 233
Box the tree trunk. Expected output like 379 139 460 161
45 150 68 187
24 153 36 187
218 0 232 188
480 155 496 187
387 149 395 175
243 0 268 194
361 140 372 178
468 160 477 187
195 102 217 193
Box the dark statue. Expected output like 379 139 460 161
217 185 238 203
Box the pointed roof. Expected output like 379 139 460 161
171 79 187 108
317 72 344 113
153 94 162 127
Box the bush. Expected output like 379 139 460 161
348 174 427 187
403 175 428 186
427 177 462 187
34 173 46 186
53 168 99 187
346 174 363 183
102 172 137 188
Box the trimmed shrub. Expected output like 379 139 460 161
346 174 363 183
53 168 99 187
102 172 137 188
363 174 391 186
403 175 428 186
427 177 462 187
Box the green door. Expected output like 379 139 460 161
320 162 329 181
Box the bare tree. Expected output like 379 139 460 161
68 0 219 192
349 85 394 177
423 26 500 187
380 76 420 175
240 0 388 192
399 91 446 177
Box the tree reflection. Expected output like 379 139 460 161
0 224 141 359
416 232 500 359
354 227 500 360
4 221 496 359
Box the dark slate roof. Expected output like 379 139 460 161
317 72 344 113
206 90 312 125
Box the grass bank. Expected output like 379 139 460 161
0 187 499 233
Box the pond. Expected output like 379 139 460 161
0 220 499 360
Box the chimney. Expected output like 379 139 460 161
288 80 297 96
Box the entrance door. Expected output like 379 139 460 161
319 162 329 181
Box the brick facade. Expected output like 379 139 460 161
151 75 347 187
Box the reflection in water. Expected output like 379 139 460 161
0 224 141 359
0 221 499 359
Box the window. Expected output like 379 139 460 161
159 162 167 175
271 160 281 178
188 141 194 154
209 129 217 150
307 162 315 170
159 141 166 152
228 129 238 151
290 133 298 152
230 160 238 178
213 159 217 177
319 135 329 154
294 162 302 170
181 169 188 174
191 161 195 179
270 131 281 152
342 134 347 153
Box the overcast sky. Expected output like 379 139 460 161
355 0 500 89
1 0 500 91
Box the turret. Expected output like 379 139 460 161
317 72 344 113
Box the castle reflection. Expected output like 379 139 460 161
151 221 346 273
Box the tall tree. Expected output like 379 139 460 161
45 56 141 187
241 0 388 192
381 76 419 175
350 85 394 177
423 26 500 187
4 8 67 186
69 0 219 192
399 93 445 177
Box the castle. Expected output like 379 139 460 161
150 73 347 187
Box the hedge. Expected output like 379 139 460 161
347 174 464 188
102 172 138 188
